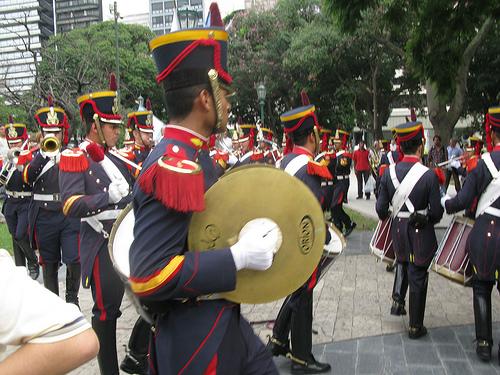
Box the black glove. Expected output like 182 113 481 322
408 212 428 229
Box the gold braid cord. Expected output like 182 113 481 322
93 114 107 146
207 69 224 133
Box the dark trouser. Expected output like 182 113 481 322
332 204 351 232
444 167 461 193
408 262 429 329
356 170 370 198
273 284 314 362
472 279 498 345
392 262 408 305
4 201 37 268
213 310 278 374
90 247 124 375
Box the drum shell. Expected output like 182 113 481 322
370 217 396 264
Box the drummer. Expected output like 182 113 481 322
442 105 500 363
128 3 281 373
376 120 443 339
267 104 337 374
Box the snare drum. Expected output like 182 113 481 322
370 217 396 264
318 223 346 280
431 215 473 285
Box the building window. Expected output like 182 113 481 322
152 2 163 13
178 0 189 7
152 16 164 27
190 0 202 5
164 1 175 10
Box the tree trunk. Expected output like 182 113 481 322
371 64 384 139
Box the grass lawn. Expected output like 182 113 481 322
0 223 12 254
345 207 378 231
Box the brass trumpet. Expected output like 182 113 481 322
41 135 61 158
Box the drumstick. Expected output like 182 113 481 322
109 150 142 171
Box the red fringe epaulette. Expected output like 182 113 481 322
86 142 105 163
379 164 388 177
59 149 89 172
17 150 33 165
466 156 478 173
307 160 333 179
138 144 205 212
433 167 445 186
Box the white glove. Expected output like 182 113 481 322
117 181 130 197
324 226 344 255
230 218 282 271
440 194 451 209
108 181 123 204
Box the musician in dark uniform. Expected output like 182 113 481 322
330 130 356 236
127 97 155 165
442 105 500 362
232 123 261 167
2 118 39 280
59 75 149 375
267 105 334 374
23 96 81 305
376 121 443 339
128 4 281 374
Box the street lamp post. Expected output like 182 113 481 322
110 1 121 93
178 6 199 29
256 82 266 126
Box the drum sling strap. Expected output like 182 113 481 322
389 162 429 218
388 151 395 165
476 153 500 218
284 154 309 177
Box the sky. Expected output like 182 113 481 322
102 0 246 21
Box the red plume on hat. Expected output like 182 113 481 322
410 108 417 122
301 89 310 106
109 73 117 91
146 98 152 111
209 2 223 27
47 94 54 107
8 115 13 124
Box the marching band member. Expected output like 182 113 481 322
376 121 444 338
442 105 500 363
330 130 356 237
2 117 38 280
129 3 281 373
127 97 155 165
23 96 81 305
268 104 333 374
59 74 148 374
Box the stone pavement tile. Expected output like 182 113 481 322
435 343 465 359
456 333 476 353
358 335 384 353
324 339 357 353
324 351 356 374
464 350 500 374
384 346 406 369
442 360 474 375
357 352 385 375
404 343 441 366
428 326 458 344
352 316 382 338
406 367 440 375
383 333 403 347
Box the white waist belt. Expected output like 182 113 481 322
321 181 334 187
336 175 349 180
82 209 121 223
484 207 500 218
396 209 428 218
6 190 32 198
33 193 60 202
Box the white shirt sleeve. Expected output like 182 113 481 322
0 250 90 349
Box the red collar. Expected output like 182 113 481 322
292 145 313 157
493 145 500 152
401 155 421 163
163 125 208 150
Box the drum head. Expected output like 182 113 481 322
188 165 326 304
108 204 134 279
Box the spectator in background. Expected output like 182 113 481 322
0 249 99 374
0 124 8 161
353 140 371 200
427 135 447 168
445 138 463 193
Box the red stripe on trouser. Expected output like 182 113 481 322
34 225 43 265
308 267 318 291
337 191 344 205
203 354 218 375
93 256 107 321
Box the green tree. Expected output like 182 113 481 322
323 0 499 142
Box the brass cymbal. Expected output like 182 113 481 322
188 164 325 304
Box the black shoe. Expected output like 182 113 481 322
28 263 39 280
365 195 370 200
343 222 357 237
475 340 491 362
390 301 406 316
408 326 427 339
356 196 362 199
120 352 148 375
290 355 331 374
266 337 290 357
386 264 395 272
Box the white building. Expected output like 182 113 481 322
0 0 54 94
121 12 149 28
245 0 277 11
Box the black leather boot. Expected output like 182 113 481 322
42 262 59 296
92 318 119 375
290 293 331 374
473 286 492 361
408 274 428 339
390 263 408 316
65 263 81 308
12 238 26 267
120 317 150 375
17 237 39 280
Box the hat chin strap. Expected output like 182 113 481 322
313 127 321 155
207 69 224 135
93 114 108 147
